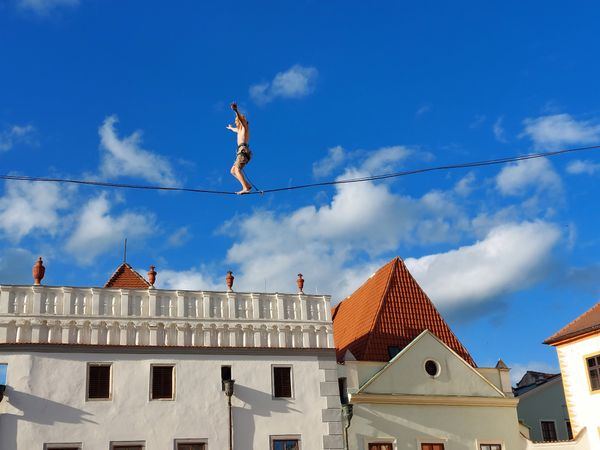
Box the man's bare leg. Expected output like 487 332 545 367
230 165 252 194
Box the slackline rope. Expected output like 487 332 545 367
0 145 598 196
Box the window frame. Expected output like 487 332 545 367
44 445 82 450
423 359 441 378
272 365 294 399
150 364 176 401
110 442 145 450
270 435 301 450
86 362 112 401
416 438 446 450
540 420 558 442
365 440 395 450
584 352 600 393
174 439 208 450
479 443 503 450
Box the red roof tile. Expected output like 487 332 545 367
332 257 476 366
104 263 150 289
544 301 600 345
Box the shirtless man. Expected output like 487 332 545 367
226 102 252 194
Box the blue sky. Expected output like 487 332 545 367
1 0 600 382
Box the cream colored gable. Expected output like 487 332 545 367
359 330 504 398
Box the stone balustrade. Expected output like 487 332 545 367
0 285 334 349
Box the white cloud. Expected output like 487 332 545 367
313 146 346 178
221 148 470 299
454 172 476 197
566 159 600 175
405 221 561 309
0 124 35 151
493 117 507 143
65 193 155 264
496 158 562 196
166 226 191 247
361 146 411 174
17 0 78 15
250 65 318 104
99 115 178 186
155 267 220 291
521 113 600 149
0 181 71 241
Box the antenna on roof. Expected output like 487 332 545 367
123 238 127 263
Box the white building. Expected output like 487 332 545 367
544 300 600 450
333 257 543 450
0 261 343 450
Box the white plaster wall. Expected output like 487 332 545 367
0 349 339 450
556 334 600 450
347 403 524 450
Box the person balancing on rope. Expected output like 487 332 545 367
226 102 253 194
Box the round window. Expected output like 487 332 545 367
424 359 439 377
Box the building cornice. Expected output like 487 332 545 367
350 392 519 408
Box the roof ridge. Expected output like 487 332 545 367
545 300 600 345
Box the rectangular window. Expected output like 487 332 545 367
112 446 144 450
272 438 300 450
273 366 292 398
368 444 393 450
176 444 206 450
480 445 502 450
421 445 444 450
44 446 82 450
221 365 232 391
566 420 573 440
541 421 558 441
587 354 600 391
87 364 111 400
0 363 7 385
151 365 174 400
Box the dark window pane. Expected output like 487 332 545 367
88 365 111 399
272 440 299 450
338 377 348 404
273 367 292 398
541 421 557 441
590 369 599 390
152 366 173 399
425 360 439 376
177 444 205 450
113 447 143 450
566 420 573 440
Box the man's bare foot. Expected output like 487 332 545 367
236 188 252 195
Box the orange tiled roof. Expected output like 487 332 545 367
332 257 476 366
544 301 600 345
104 263 150 289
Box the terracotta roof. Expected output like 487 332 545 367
332 257 476 366
104 263 150 289
544 301 600 345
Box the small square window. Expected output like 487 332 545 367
111 443 144 450
273 366 292 398
44 444 82 450
151 365 174 400
586 354 600 391
541 421 557 441
176 443 206 450
480 445 502 450
87 364 111 400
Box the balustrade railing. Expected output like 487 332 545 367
0 285 334 349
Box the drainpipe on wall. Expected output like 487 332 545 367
342 403 354 450
224 379 236 450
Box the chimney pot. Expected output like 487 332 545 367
32 257 45 286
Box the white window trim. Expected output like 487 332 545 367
149 363 176 401
44 444 82 450
174 438 208 449
110 441 145 449
476 440 504 450
363 438 397 450
86 362 112 401
271 364 294 399
270 434 302 450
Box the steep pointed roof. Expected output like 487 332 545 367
104 263 150 289
544 301 600 345
332 257 476 366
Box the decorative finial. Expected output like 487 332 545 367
32 257 45 286
148 265 157 288
226 271 235 292
296 273 304 294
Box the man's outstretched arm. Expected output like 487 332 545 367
231 102 247 127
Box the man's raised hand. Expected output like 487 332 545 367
230 102 238 111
